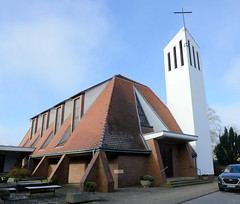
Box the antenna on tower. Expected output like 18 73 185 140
174 8 192 28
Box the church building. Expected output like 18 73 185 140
19 26 213 192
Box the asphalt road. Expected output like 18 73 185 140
182 190 240 204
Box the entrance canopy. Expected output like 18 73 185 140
143 131 198 144
0 145 34 152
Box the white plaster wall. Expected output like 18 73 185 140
83 81 109 115
164 27 213 174
135 87 168 132
164 28 195 134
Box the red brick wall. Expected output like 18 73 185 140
80 151 114 192
146 139 166 185
32 156 49 178
107 155 119 188
177 144 197 177
119 155 148 187
52 155 70 184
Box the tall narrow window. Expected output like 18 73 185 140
56 125 71 147
179 40 184 66
30 118 38 139
55 106 62 134
73 98 80 131
168 52 171 71
197 52 201 70
136 95 149 126
40 131 53 149
192 46 196 68
41 113 48 137
188 40 192 66
30 135 40 147
173 46 177 68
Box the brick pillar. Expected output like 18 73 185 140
48 154 70 184
31 156 49 178
146 139 166 186
179 144 198 177
80 151 114 192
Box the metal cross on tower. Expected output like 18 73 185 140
174 8 192 28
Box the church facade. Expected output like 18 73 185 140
19 27 213 192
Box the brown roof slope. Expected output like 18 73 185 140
135 84 182 133
101 76 147 151
19 74 181 156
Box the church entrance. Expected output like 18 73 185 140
160 145 173 178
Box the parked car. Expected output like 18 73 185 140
218 164 240 191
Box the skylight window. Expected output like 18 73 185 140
136 95 150 126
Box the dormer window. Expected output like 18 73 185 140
72 97 80 131
41 112 49 137
55 105 63 134
30 117 38 139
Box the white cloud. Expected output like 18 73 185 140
0 0 112 93
0 0 119 145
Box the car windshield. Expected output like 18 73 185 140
224 166 240 173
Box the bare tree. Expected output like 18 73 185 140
207 105 222 147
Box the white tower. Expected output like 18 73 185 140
163 27 214 175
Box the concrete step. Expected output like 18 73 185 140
162 177 213 187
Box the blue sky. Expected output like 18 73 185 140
0 0 239 145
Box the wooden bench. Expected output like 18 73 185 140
15 177 48 191
25 185 61 197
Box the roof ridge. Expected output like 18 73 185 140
99 77 116 148
114 74 148 88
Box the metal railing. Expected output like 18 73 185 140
160 166 169 173
190 166 201 175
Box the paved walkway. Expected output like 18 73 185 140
3 180 218 204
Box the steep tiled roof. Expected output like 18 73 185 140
19 75 182 156
101 76 146 151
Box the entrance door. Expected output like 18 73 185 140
160 146 173 178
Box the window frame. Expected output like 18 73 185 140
41 112 49 137
30 117 38 139
168 52 171 71
72 97 81 131
173 46 177 69
192 46 196 68
179 40 184 66
54 104 64 134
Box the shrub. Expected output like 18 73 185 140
7 168 30 178
0 189 10 200
85 182 97 193
50 175 58 185
140 175 153 181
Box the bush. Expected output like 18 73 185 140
85 182 97 193
140 175 153 181
50 175 58 185
7 168 30 178
0 189 10 200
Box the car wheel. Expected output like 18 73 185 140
218 186 224 191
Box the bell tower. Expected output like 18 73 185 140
163 27 214 174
